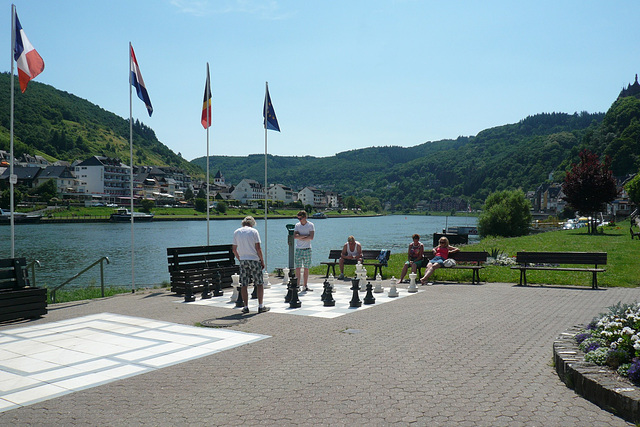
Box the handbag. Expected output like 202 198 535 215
443 258 456 268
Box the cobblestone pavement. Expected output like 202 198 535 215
1 279 638 426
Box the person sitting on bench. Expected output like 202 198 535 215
338 235 363 280
420 236 459 285
399 234 424 283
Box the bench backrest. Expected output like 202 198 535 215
515 251 607 266
167 245 235 272
0 258 28 291
327 249 391 261
449 251 488 264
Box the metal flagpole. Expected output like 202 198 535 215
206 65 210 246
264 82 269 272
9 5 16 258
128 42 135 293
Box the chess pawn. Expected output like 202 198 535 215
328 274 335 292
388 276 399 297
229 283 239 302
408 272 418 293
373 273 383 293
201 281 212 299
323 279 335 307
213 271 224 297
263 271 271 289
283 268 290 285
363 281 376 305
349 278 362 307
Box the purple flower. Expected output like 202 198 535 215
585 342 601 353
575 332 592 344
627 358 640 384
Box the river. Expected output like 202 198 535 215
0 215 477 288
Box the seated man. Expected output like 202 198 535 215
338 235 363 280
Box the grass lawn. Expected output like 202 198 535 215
310 220 640 288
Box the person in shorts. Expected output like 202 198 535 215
399 233 424 283
420 236 459 285
232 216 269 313
294 210 314 292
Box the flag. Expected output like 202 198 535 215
13 11 45 93
263 84 280 132
201 63 212 129
130 44 153 117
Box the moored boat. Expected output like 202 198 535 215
0 208 42 224
110 208 154 222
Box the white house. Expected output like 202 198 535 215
74 156 130 199
231 179 264 204
298 186 326 207
268 184 295 204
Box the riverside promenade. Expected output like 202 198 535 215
0 278 638 426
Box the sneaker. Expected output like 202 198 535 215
337 274 345 280
303 287 312 292
258 306 270 313
241 307 250 314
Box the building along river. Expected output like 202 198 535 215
0 215 477 289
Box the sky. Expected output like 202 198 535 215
2 1 639 162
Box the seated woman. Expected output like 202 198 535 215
420 236 459 285
338 235 363 279
399 234 424 283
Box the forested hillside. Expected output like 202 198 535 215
0 73 201 176
194 111 605 208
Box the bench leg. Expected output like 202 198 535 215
592 271 598 290
325 265 330 278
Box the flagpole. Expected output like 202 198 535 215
128 42 135 294
264 82 269 273
9 5 16 258
206 65 210 246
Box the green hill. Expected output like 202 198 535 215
0 72 201 176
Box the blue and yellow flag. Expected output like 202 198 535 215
263 84 280 132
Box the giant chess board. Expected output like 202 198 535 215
177 281 422 318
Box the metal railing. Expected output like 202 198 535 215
26 259 41 287
50 257 110 303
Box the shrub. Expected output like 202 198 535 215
578 337 605 353
575 332 592 344
627 358 640 384
606 348 631 369
584 347 609 365
477 190 532 237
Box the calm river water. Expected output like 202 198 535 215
0 215 477 288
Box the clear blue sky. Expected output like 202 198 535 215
3 1 639 162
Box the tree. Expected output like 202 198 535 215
478 189 532 237
625 173 640 207
32 179 58 203
215 200 228 214
184 188 194 201
140 199 155 213
194 198 207 213
562 150 618 234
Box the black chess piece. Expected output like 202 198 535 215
184 285 196 302
251 284 258 299
201 281 212 299
289 279 301 308
323 280 335 307
213 272 224 297
285 277 297 303
349 278 361 308
363 281 376 305
235 285 244 307
321 279 330 301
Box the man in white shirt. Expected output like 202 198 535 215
232 216 269 314
294 210 314 292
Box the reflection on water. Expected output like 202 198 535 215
0 215 477 288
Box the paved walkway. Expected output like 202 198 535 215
1 278 638 426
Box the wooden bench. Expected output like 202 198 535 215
321 249 391 279
167 245 239 295
511 251 606 289
0 258 47 322
417 251 488 285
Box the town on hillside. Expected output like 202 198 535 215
0 153 341 210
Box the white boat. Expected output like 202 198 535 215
0 208 42 224
110 208 154 222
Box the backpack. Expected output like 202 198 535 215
377 249 389 267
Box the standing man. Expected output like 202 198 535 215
232 216 270 314
294 210 314 292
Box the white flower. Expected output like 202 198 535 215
634 342 640 351
622 327 635 335
611 342 618 349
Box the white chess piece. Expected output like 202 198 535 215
263 271 271 289
388 276 399 297
328 274 335 292
374 273 383 293
230 273 240 302
408 272 418 293
283 267 290 286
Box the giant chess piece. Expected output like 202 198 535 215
251 284 258 299
328 274 336 292
235 285 244 307
213 271 224 297
349 277 362 308
285 277 297 303
289 277 302 308
201 281 212 299
388 276 399 298
184 285 196 302
323 279 335 307
363 281 376 305
230 273 240 302
321 279 329 302
408 272 418 293
283 267 290 286
373 273 383 293
263 271 271 289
